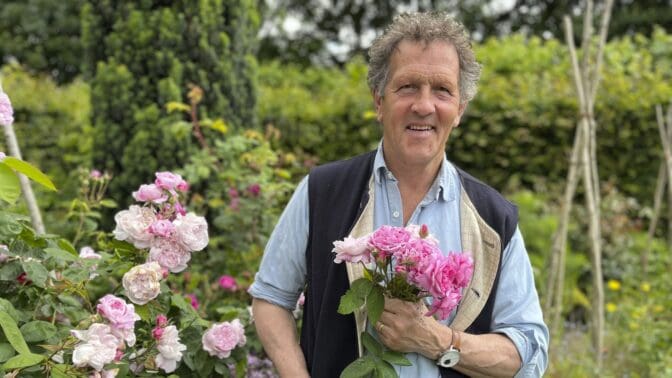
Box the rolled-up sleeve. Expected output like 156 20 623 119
491 226 549 377
248 176 310 310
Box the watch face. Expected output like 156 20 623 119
438 349 460 368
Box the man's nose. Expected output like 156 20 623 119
410 87 435 117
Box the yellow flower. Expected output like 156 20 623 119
628 321 639 331
640 282 651 292
607 279 621 291
606 303 617 313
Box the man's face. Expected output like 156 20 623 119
374 40 466 170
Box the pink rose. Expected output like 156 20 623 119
218 275 237 291
186 293 199 309
405 224 439 245
148 237 191 273
247 183 261 197
97 294 141 330
0 152 5 160
152 327 164 340
90 170 102 180
174 213 209 252
396 238 441 282
332 236 372 264
113 205 157 249
132 184 168 203
426 291 463 320
414 252 473 317
368 225 411 259
148 219 176 238
202 319 247 359
0 92 14 127
155 172 186 192
156 314 168 328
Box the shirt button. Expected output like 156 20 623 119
393 211 400 218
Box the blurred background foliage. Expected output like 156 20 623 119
1 0 671 376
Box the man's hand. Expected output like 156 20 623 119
376 297 451 360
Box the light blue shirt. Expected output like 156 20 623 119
250 145 549 377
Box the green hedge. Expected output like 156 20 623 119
259 29 672 201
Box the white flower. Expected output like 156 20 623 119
174 213 209 252
122 262 163 305
79 246 102 259
148 237 191 273
71 323 120 371
155 325 186 373
113 205 157 249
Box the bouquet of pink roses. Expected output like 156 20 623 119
332 224 473 376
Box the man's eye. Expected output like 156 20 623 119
396 84 415 93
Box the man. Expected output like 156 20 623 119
249 12 549 377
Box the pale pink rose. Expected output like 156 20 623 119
218 275 237 291
0 92 14 127
155 325 186 373
79 246 102 259
90 170 102 180
202 319 247 359
148 237 191 273
132 184 168 204
148 219 176 238
89 369 119 378
0 244 8 263
297 292 305 306
369 225 412 260
0 152 6 160
155 172 186 192
405 224 439 246
97 294 141 330
174 213 208 252
113 205 157 249
122 262 163 305
71 323 120 371
332 236 372 264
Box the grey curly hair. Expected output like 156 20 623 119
367 12 482 104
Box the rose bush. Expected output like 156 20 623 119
0 171 266 377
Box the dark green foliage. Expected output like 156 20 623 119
0 0 84 84
260 30 672 204
82 0 260 210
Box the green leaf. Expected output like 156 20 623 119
20 321 57 343
1 352 45 370
380 351 412 366
338 278 373 315
0 312 30 354
340 356 376 378
366 285 385 325
361 332 383 356
44 247 78 262
0 343 16 363
134 304 150 322
373 359 397 378
50 364 71 378
0 299 21 322
21 260 49 288
99 199 117 208
2 157 56 191
57 294 83 308
0 163 21 204
56 239 77 255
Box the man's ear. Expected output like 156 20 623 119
373 90 383 123
453 102 468 127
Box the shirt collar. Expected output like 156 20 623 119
372 141 457 203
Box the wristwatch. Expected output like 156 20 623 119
437 329 461 368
